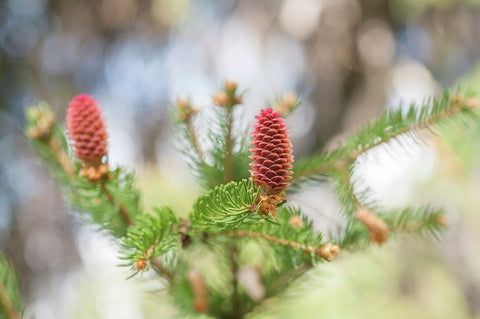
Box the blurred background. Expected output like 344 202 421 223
1 0 480 318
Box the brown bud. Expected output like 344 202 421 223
225 80 238 92
436 214 449 227
464 97 480 110
175 97 197 122
237 267 265 302
212 92 229 107
255 193 286 217
26 106 55 139
135 259 147 271
234 95 243 105
355 208 388 244
79 163 109 182
274 92 298 117
288 215 303 227
188 270 209 313
317 242 340 261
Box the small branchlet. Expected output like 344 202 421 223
25 104 55 139
175 97 198 123
355 207 389 244
25 103 74 177
272 92 299 118
212 80 243 107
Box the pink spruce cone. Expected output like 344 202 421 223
249 108 293 194
66 94 108 165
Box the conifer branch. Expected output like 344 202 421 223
216 230 333 260
101 183 134 227
185 115 206 164
0 281 20 319
293 92 479 185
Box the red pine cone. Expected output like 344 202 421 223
249 108 293 194
66 94 108 165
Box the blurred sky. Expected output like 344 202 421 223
1 0 480 318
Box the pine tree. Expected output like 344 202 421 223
16 81 480 318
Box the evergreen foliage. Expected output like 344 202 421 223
23 84 478 318
0 253 23 319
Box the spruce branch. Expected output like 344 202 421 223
101 182 134 227
212 80 243 184
189 179 265 231
175 98 207 164
292 91 480 187
120 207 178 280
25 103 74 180
216 230 337 261
339 206 447 249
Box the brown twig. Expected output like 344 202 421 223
218 230 334 260
0 280 20 319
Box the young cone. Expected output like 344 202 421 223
249 108 293 194
66 94 108 166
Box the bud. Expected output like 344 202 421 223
135 258 147 271
175 97 197 122
249 108 293 194
464 97 480 110
255 193 286 217
212 91 229 107
25 104 55 139
317 242 340 261
273 92 299 117
66 94 108 167
225 80 238 92
355 208 388 244
79 163 109 182
188 270 209 313
288 215 303 227
436 214 449 227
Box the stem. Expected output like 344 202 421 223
101 184 134 227
150 256 174 284
46 136 75 178
0 281 20 319
185 116 206 163
218 230 328 259
229 245 241 319
224 105 234 183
